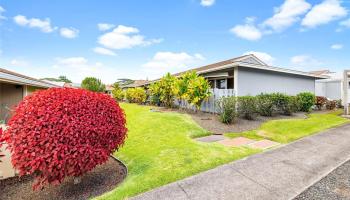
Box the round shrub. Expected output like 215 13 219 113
256 93 275 116
238 96 257 120
326 100 337 110
216 96 237 124
1 88 127 189
296 92 316 112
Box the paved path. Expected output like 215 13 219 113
132 124 350 200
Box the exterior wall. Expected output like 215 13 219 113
325 81 342 100
236 67 316 96
0 82 23 122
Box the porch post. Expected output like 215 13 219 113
344 70 349 115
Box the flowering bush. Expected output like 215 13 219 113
315 96 327 110
0 88 127 189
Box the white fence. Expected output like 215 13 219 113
176 89 236 113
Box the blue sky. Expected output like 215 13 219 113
0 0 350 83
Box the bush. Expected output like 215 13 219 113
336 99 343 108
125 88 147 104
216 96 237 124
315 96 327 110
256 93 275 116
237 96 257 120
283 96 299 115
296 92 315 112
326 100 337 110
112 83 124 101
81 77 106 92
157 73 177 108
0 88 127 189
0 128 3 163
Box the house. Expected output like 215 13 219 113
143 54 328 96
313 70 350 105
105 84 114 96
120 80 149 90
0 68 58 123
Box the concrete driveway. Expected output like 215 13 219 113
132 123 350 200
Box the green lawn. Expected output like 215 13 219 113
96 103 260 200
226 110 349 143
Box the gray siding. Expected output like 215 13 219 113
237 67 316 96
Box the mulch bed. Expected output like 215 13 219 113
153 106 307 135
0 157 127 200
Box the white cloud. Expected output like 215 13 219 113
142 52 205 78
98 25 162 49
56 57 88 66
98 23 115 31
302 0 347 28
243 51 275 65
93 47 117 56
230 18 262 41
331 44 343 50
0 6 6 20
13 15 56 33
59 27 79 39
263 0 311 32
200 0 215 7
340 18 350 27
9 59 28 67
290 55 323 70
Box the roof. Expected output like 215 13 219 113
140 54 329 86
42 80 67 87
121 80 149 88
105 85 114 91
0 68 58 88
309 70 334 76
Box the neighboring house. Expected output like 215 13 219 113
143 54 327 96
105 85 114 96
313 70 350 103
120 80 149 90
0 68 58 123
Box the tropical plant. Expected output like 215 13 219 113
216 96 237 124
237 96 257 120
0 88 127 190
182 73 211 110
112 82 124 101
125 87 147 104
81 77 106 92
297 92 316 112
157 73 178 107
149 82 161 105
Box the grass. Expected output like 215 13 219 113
226 110 349 143
96 103 260 200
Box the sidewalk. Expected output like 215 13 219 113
132 123 350 200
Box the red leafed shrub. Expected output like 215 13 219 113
315 96 327 110
0 128 4 162
0 88 127 189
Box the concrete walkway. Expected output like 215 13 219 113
132 124 350 200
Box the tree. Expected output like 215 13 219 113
58 75 72 83
176 71 197 103
0 88 127 190
184 74 211 110
81 77 106 92
125 88 147 104
158 73 177 108
112 82 124 101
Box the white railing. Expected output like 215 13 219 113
176 88 236 113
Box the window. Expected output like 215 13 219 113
227 78 234 89
208 80 215 88
216 79 226 89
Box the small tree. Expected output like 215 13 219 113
112 82 124 101
158 73 177 108
149 82 161 105
125 88 147 104
81 77 106 92
185 75 211 110
58 75 72 83
0 88 127 189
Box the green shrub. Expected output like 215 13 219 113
81 77 106 92
296 92 316 112
216 96 237 124
125 88 147 104
283 96 299 115
237 96 257 120
112 83 124 101
256 93 275 116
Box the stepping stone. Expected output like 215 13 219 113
217 137 256 147
196 135 225 143
248 139 280 149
